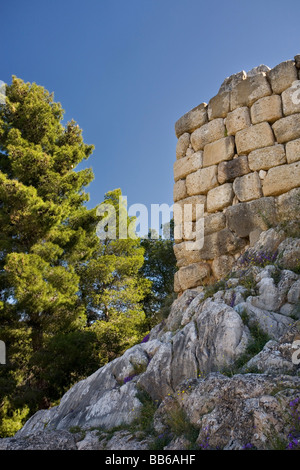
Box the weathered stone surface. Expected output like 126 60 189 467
174 195 206 224
230 74 272 111
208 91 230 120
233 172 263 202
288 280 300 304
199 228 245 260
174 271 181 293
277 237 300 271
176 132 190 159
267 60 298 94
207 183 234 213
235 301 292 340
204 212 226 235
212 254 235 279
219 70 247 93
282 83 300 116
203 136 235 167
177 262 211 290
190 118 225 151
276 187 300 222
263 161 300 196
175 103 208 138
173 151 202 181
272 113 300 143
286 138 300 164
295 55 300 69
225 106 251 135
248 144 286 171
173 179 187 202
0 431 78 450
250 94 283 124
174 242 204 268
226 197 276 238
186 165 218 195
235 122 275 154
218 155 250 184
247 65 271 77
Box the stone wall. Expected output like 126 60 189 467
173 55 300 294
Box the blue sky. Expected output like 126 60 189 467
2 0 300 217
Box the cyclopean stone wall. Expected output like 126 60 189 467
173 54 300 295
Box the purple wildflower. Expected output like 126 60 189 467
123 374 137 384
141 333 150 344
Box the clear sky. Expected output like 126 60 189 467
2 0 300 217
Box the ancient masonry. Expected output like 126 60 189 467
173 55 300 294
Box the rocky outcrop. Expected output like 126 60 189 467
1 228 300 450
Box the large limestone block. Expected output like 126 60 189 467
173 151 202 181
208 91 230 120
174 242 204 268
235 122 275 154
267 60 298 94
230 74 272 111
176 132 190 159
174 271 181 293
212 255 235 279
225 106 251 135
207 183 234 213
286 138 300 164
233 172 263 202
204 212 226 235
203 136 235 167
218 155 250 183
173 179 187 202
190 118 225 151
226 197 276 238
248 144 286 171
282 84 300 116
186 165 218 195
199 228 245 260
272 113 300 143
276 187 300 222
175 103 208 138
174 195 206 225
263 161 300 196
250 95 283 124
177 262 211 290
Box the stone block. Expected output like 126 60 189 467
186 165 218 195
218 155 250 183
199 228 245 260
212 255 235 279
178 262 211 290
230 74 272 111
286 138 300 164
173 179 187 202
267 60 298 94
174 242 204 268
272 114 300 143
250 95 283 124
248 144 286 171
263 161 300 196
174 195 206 224
226 197 276 238
190 118 225 151
174 151 203 181
233 172 263 202
235 122 275 154
203 136 235 167
207 183 234 213
276 188 300 222
225 106 251 135
204 212 226 235
176 133 190 159
282 83 300 116
174 272 181 293
208 91 230 120
175 103 208 138
295 55 300 69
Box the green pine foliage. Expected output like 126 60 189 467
0 77 169 436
